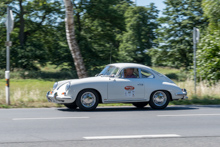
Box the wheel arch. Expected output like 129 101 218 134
150 89 173 101
77 88 103 103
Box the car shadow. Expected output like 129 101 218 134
57 105 198 112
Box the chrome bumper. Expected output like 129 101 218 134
176 89 188 99
46 91 72 103
46 91 58 102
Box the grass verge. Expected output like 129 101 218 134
170 95 220 105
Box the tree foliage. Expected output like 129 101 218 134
202 0 220 30
197 31 220 82
118 3 159 65
1 0 159 76
0 0 64 70
150 0 208 69
197 0 220 82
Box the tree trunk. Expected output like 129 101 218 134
63 0 87 78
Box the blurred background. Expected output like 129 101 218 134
0 0 219 107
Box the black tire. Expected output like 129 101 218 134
149 91 170 109
76 89 99 111
64 101 77 109
132 102 148 108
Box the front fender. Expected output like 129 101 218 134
67 82 108 103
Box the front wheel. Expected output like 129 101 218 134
76 89 99 111
149 91 170 109
132 102 148 108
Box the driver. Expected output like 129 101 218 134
125 68 136 78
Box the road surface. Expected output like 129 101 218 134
0 105 220 147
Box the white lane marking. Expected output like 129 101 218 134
13 117 89 120
158 114 220 117
84 134 180 140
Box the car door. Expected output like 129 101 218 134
107 68 145 102
140 68 156 101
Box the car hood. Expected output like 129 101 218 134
57 76 109 86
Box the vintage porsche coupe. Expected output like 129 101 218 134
46 63 188 110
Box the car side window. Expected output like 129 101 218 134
118 68 139 78
141 69 154 78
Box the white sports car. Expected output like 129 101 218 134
46 63 187 110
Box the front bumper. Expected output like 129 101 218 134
46 91 72 103
175 89 188 99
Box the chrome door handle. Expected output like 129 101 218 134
138 83 143 86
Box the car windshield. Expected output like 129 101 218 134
99 66 119 77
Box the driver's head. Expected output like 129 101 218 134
125 68 134 76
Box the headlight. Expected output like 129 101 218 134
53 82 58 90
65 82 71 91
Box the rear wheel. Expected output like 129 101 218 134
76 89 99 111
64 101 77 109
149 91 170 109
132 102 148 108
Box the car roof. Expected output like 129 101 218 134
107 63 152 70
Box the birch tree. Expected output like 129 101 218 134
63 0 87 78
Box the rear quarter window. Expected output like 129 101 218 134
140 69 154 78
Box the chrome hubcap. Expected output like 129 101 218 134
153 91 167 106
81 92 96 108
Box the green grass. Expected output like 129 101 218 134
152 66 181 75
170 95 220 105
152 66 188 81
0 79 57 108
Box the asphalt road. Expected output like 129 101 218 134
0 105 220 147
